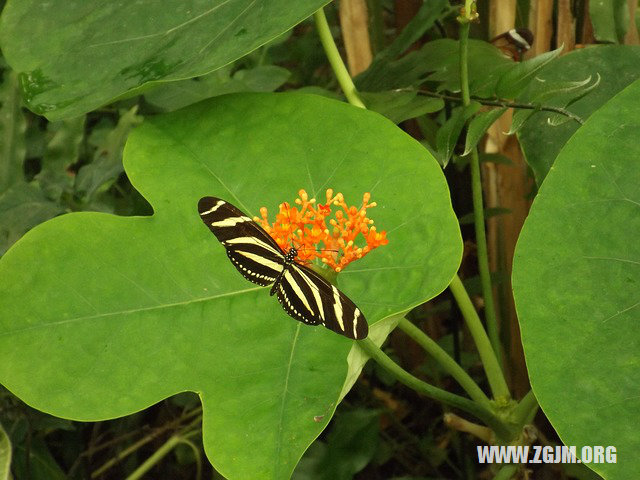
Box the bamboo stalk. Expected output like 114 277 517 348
530 0 554 54
557 0 576 52
484 0 532 396
625 0 639 45
581 0 596 45
339 0 374 75
488 0 516 37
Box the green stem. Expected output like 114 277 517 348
357 337 513 439
90 408 202 478
314 8 366 109
398 318 491 409
449 275 510 400
412 89 585 125
458 20 503 368
125 431 201 480
512 390 539 426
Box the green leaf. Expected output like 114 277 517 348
360 91 444 123
354 0 449 92
0 421 10 480
74 106 143 201
508 108 536 135
0 69 26 194
495 46 563 99
356 39 513 96
435 102 480 167
589 0 629 43
527 74 601 107
381 0 449 59
511 75 601 136
517 45 640 185
0 93 462 479
463 107 507 156
513 78 640 480
0 0 330 120
145 65 290 112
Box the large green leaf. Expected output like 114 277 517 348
0 93 462 479
517 45 640 185
0 0 330 120
513 79 640 480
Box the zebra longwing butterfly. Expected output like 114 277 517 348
198 196 368 340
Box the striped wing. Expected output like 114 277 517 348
198 196 285 286
275 263 368 340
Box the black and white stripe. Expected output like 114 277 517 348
198 196 368 340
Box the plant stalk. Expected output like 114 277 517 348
512 389 540 426
357 337 514 439
398 318 491 409
412 89 585 125
314 7 366 108
449 275 510 400
458 19 503 369
125 430 201 480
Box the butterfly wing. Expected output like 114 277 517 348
198 196 285 287
275 262 368 340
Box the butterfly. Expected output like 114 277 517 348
490 28 533 61
198 196 368 339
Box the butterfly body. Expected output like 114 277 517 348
198 196 368 339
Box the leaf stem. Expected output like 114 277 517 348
397 318 491 409
449 274 510 400
90 407 202 478
512 389 539 426
314 7 366 108
125 430 201 480
357 337 514 439
458 20 503 370
412 89 585 125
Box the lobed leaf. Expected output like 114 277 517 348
0 93 462 479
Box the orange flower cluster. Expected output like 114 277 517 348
254 189 388 273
